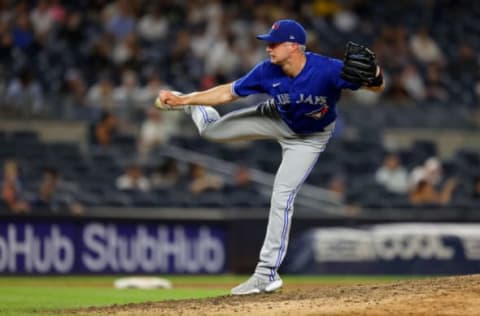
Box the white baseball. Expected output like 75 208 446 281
154 96 172 110
155 97 164 108
154 91 182 110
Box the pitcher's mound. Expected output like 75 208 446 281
74 274 480 316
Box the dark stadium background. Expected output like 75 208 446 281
0 0 479 275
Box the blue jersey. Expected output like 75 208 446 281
232 52 360 134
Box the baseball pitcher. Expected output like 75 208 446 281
156 19 384 295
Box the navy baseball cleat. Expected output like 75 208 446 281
230 274 283 295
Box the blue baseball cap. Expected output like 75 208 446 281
256 19 306 45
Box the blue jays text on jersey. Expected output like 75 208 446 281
232 52 360 134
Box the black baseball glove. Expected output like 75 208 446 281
256 98 280 119
341 41 383 87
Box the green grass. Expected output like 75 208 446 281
0 287 226 316
0 275 418 316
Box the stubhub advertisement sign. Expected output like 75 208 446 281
284 224 480 274
0 221 226 274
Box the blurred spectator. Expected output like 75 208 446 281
449 43 479 80
410 157 443 190
86 75 115 111
30 168 84 215
409 178 457 206
90 111 118 147
11 12 35 51
48 0 66 25
374 26 410 70
205 31 241 79
326 175 347 200
136 70 169 109
235 35 266 71
137 4 168 42
62 69 89 119
375 153 409 194
5 68 44 114
425 65 450 102
325 174 360 216
0 159 23 192
400 64 426 101
30 0 53 40
103 0 136 41
116 164 151 192
423 157 443 185
333 7 358 34
1 181 30 213
232 166 255 190
30 167 59 212
150 158 181 189
111 33 141 66
221 165 265 208
424 64 449 102
190 21 211 60
187 162 224 195
112 69 143 120
0 159 29 213
383 75 410 105
409 28 445 65
138 108 180 158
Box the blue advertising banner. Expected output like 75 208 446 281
284 224 480 275
0 221 226 274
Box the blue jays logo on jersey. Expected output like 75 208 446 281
296 94 329 119
305 105 329 120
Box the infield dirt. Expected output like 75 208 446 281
73 274 480 316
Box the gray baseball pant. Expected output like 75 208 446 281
190 105 334 280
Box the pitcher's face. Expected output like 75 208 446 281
266 42 297 65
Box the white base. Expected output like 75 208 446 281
114 277 172 289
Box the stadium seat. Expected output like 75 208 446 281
189 191 225 208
